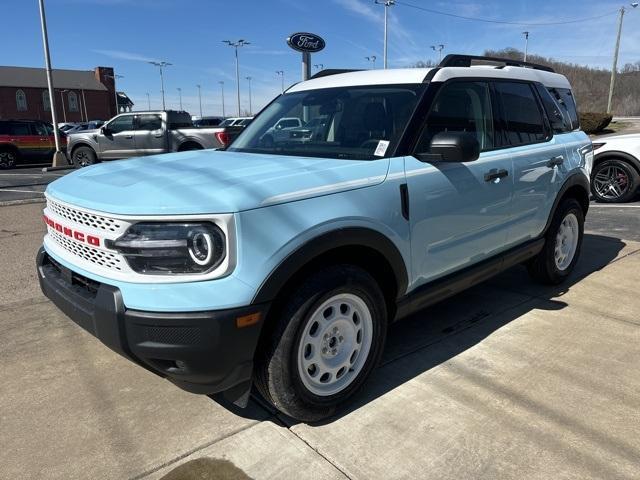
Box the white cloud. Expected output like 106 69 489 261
92 49 160 63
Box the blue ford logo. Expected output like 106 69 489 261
287 32 325 53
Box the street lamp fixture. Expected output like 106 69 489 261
196 84 202 117
276 70 284 94
431 44 445 63
176 87 182 110
374 0 395 69
365 56 377 69
105 73 124 115
522 31 530 62
314 64 324 70
222 39 250 117
148 61 172 110
245 76 252 116
218 81 226 117
146 92 151 110
58 89 68 122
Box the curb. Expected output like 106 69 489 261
0 197 46 207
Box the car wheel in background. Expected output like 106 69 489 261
254 265 387 422
591 159 640 203
0 149 17 169
527 198 584 285
72 146 97 168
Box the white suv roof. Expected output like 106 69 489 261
288 56 571 93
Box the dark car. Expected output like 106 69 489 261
0 120 67 169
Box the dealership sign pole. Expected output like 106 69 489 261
287 32 325 121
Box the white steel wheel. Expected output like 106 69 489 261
554 213 579 271
297 293 373 397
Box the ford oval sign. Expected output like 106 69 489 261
287 32 325 53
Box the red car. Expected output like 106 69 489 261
0 120 66 169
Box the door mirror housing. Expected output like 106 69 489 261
101 126 111 135
415 132 480 163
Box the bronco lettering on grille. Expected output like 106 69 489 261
43 214 101 247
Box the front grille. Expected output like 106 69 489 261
49 229 126 271
48 198 123 232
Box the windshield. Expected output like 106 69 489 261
228 84 425 160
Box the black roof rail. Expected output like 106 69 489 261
309 69 362 79
438 54 555 73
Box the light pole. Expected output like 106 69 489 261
223 39 250 117
218 81 225 117
314 63 324 70
607 3 638 113
366 55 377 69
37 0 64 166
431 44 445 63
146 92 151 110
245 77 252 115
196 84 202 116
148 61 171 110
105 73 123 116
177 87 182 110
375 0 395 69
522 31 530 62
59 89 68 122
276 70 284 94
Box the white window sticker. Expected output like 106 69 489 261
374 140 390 157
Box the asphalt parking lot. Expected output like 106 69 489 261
1 196 640 479
0 165 70 204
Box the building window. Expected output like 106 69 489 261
16 90 27 111
42 91 51 111
68 91 79 112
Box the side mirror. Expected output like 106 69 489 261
101 126 110 135
415 132 480 163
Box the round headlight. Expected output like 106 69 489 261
188 230 213 265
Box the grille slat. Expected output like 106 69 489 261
49 230 126 271
48 199 123 232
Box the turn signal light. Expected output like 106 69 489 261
236 312 261 328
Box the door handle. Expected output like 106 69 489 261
547 156 564 168
40 138 49 141
484 169 509 182
124 135 133 139
154 134 163 138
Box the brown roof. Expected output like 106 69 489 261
0 66 107 91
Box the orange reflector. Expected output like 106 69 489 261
236 312 262 328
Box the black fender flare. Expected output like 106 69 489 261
593 150 640 176
251 227 409 304
542 171 590 235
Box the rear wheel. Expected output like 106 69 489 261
0 149 17 169
591 159 639 203
527 198 584 285
72 146 97 168
255 265 387 421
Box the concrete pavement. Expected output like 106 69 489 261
1 203 639 479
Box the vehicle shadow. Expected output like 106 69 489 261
214 233 626 425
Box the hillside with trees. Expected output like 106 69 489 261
414 48 640 116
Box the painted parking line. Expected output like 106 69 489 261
589 204 640 208
0 189 45 194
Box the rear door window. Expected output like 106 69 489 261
548 88 579 130
9 122 31 136
535 84 569 134
137 114 162 131
495 82 547 146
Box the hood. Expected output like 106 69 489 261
46 150 389 215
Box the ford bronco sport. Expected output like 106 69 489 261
37 55 592 421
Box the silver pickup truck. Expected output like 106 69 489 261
67 110 226 167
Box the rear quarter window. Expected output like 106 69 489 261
548 88 579 131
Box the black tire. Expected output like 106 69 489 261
72 146 97 168
178 142 203 152
0 148 18 169
262 135 274 148
528 198 584 285
254 265 388 422
591 159 640 203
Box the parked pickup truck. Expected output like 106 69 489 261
67 110 229 167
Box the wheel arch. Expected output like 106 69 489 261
177 140 204 151
593 151 640 176
70 142 97 157
543 172 590 235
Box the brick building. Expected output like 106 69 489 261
0 66 133 123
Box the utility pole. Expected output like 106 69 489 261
38 0 64 166
245 76 252 115
218 81 225 117
607 4 638 113
177 87 182 110
365 55 377 69
148 61 171 110
59 89 68 122
375 0 395 69
196 85 202 116
223 39 250 117
522 31 530 62
276 70 284 94
146 92 151 110
105 73 123 117
431 44 445 63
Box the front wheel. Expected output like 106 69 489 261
254 265 387 421
72 146 97 168
527 198 584 285
0 149 17 169
591 159 639 203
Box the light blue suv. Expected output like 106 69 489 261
37 55 592 421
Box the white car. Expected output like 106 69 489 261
260 117 303 146
592 133 640 202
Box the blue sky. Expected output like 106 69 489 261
4 0 639 116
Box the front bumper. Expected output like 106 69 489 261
36 247 268 401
